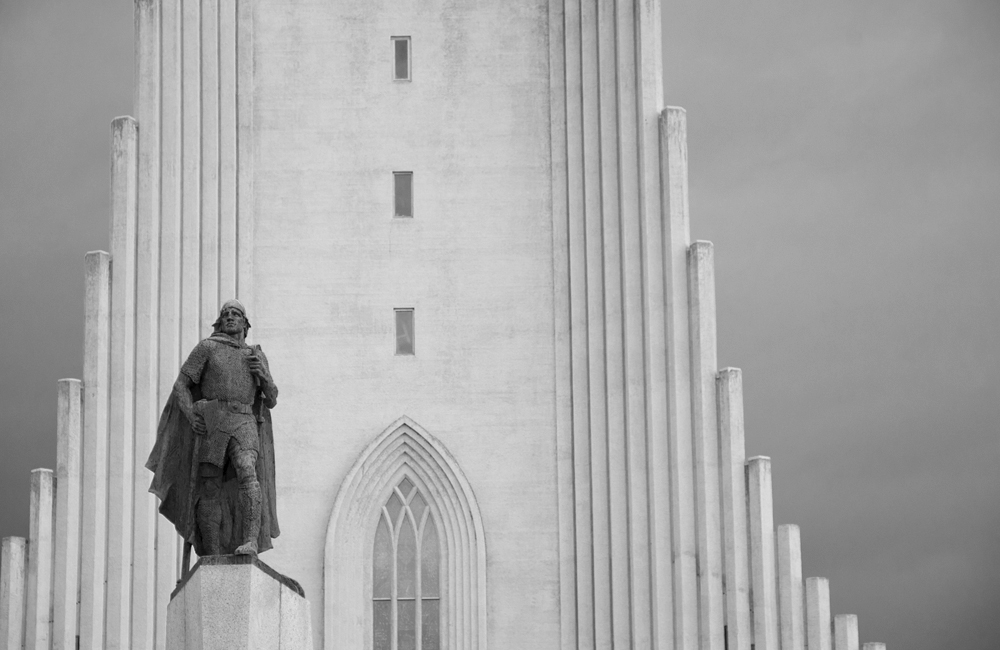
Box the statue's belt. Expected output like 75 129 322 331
199 399 254 416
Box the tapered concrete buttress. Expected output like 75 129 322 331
717 368 751 650
0 537 27 650
833 614 860 650
53 378 82 650
80 251 111 650
777 524 805 650
688 240 724 650
747 456 778 650
805 577 832 650
25 469 55 650
106 115 138 650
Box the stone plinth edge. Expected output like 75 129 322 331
166 554 312 650
172 554 305 599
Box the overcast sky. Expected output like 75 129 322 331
1 1 997 648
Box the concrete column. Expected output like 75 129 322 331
689 240 724 650
181 0 202 353
200 0 221 325
636 0 670 645
547 1 575 648
833 615 859 650
777 524 805 650
80 250 111 650
562 2 595 648
861 643 886 650
805 577 832 650
106 115 139 650
579 1 612 647
157 2 184 645
717 368 751 650
747 456 778 650
53 378 82 650
236 0 254 301
219 0 239 299
132 4 162 649
595 0 632 646
0 537 27 650
661 105 698 650
614 1 653 645
25 469 55 650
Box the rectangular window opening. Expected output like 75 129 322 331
394 172 413 218
395 309 415 356
392 36 411 81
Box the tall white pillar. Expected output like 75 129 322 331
0 537 27 650
637 4 671 647
79 250 111 650
53 378 82 650
218 0 239 299
106 115 139 650
200 0 221 325
747 456 778 650
157 2 184 645
613 1 655 646
132 4 162 649
805 577 832 650
777 524 805 650
561 0 594 646
180 0 202 354
25 469 55 650
689 240 724 650
833 615 859 650
661 105 698 650
717 368 750 650
235 0 255 301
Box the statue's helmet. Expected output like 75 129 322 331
213 298 251 335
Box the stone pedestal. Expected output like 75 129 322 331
166 555 312 650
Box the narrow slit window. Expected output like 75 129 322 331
392 36 411 81
395 309 414 356
394 172 413 218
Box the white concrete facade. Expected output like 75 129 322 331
3 2 890 650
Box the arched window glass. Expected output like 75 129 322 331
373 477 441 650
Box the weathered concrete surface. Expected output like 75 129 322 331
166 555 311 650
718 368 751 650
53 379 82 650
250 2 558 649
25 469 54 650
80 251 110 650
805 577 832 650
748 456 778 650
0 537 27 650
834 614 860 650
777 524 805 650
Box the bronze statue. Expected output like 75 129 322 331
146 299 280 557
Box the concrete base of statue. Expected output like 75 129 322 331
166 554 312 650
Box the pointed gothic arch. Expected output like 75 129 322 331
324 417 487 650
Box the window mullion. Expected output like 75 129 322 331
391 519 399 650
415 508 422 650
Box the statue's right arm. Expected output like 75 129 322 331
173 373 206 434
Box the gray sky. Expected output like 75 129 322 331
1 1 997 648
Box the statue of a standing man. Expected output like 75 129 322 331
147 299 281 557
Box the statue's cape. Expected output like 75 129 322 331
145 379 280 556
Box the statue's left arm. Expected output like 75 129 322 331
249 346 278 409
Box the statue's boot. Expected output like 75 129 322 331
235 480 261 556
196 497 223 556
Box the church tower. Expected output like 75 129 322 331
0 2 888 650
